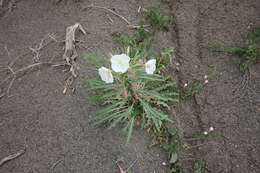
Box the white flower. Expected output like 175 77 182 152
145 59 156 74
111 54 130 73
98 67 114 84
209 127 214 132
203 131 208 135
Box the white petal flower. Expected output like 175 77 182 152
145 59 156 74
98 67 114 84
209 127 214 132
111 54 130 73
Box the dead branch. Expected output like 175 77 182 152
6 33 60 68
83 4 131 25
61 23 86 94
63 23 86 77
0 25 83 97
0 62 67 97
29 33 59 63
0 149 26 167
51 158 63 172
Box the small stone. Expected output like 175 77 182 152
204 80 209 84
209 127 214 132
162 162 167 166
203 131 208 135
204 75 208 79
184 83 188 87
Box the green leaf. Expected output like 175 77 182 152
193 160 204 173
170 152 178 164
125 117 135 143
109 104 134 129
96 101 126 116
139 74 164 81
140 100 172 131
145 6 173 31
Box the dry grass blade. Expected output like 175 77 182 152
0 149 25 167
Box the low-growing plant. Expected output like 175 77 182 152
88 52 178 142
162 128 184 173
193 160 204 173
84 6 183 172
145 6 173 32
211 27 260 72
181 81 203 100
86 27 178 142
112 27 153 57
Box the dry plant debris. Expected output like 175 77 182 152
83 4 131 25
62 23 86 94
0 149 26 167
0 23 86 96
63 23 86 77
0 33 66 97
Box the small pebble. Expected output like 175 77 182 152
184 83 188 87
209 127 214 132
204 75 208 79
203 131 208 135
204 80 209 84
162 162 166 166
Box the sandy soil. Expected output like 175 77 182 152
0 1 171 173
0 0 259 173
170 0 260 172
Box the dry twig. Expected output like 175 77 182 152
0 149 26 167
0 62 67 97
83 4 131 25
29 33 59 62
51 158 63 172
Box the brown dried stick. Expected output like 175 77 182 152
84 4 131 25
1 62 66 96
0 149 25 167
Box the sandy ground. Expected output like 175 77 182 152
0 0 259 173
171 0 260 172
0 1 171 173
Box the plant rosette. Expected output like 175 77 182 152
90 52 178 142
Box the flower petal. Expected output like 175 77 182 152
98 67 114 83
111 54 130 73
145 59 156 74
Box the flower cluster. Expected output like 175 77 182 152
98 54 156 83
